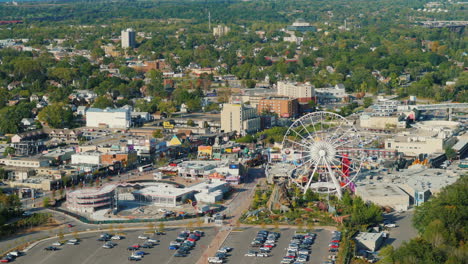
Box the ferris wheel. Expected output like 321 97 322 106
281 112 364 199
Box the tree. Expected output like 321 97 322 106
3 147 15 157
152 129 163 138
187 120 195 127
363 97 374 108
42 197 51 208
444 148 456 161
38 103 74 128
92 96 114 109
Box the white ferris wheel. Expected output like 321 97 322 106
281 112 364 199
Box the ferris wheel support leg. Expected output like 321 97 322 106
324 159 343 200
303 156 321 194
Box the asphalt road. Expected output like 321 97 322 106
14 228 216 264
382 209 418 248
218 227 332 264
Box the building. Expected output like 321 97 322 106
315 84 348 103
48 129 83 142
286 19 317 32
177 160 245 184
101 151 137 168
66 184 116 213
221 104 261 134
356 166 462 209
133 180 230 207
356 184 410 211
359 115 406 130
277 81 314 101
372 99 400 116
71 151 102 166
257 97 299 118
0 157 49 168
121 28 136 48
86 107 131 129
354 232 385 251
213 25 230 37
385 130 457 156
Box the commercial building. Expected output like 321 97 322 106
101 151 137 168
314 84 348 103
359 115 406 130
86 107 131 129
257 97 299 118
177 160 245 184
0 157 49 168
277 81 314 101
71 151 102 166
213 25 230 37
354 232 385 251
221 103 261 134
121 28 136 48
66 184 116 213
385 130 456 156
133 180 230 207
356 183 410 211
356 166 462 209
371 99 400 116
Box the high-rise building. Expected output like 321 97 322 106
121 28 136 48
221 104 260 134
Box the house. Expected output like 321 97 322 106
48 129 83 142
11 130 46 143
21 118 35 127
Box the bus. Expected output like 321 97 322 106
138 164 153 172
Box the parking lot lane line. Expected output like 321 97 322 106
37 249 58 264
82 243 108 264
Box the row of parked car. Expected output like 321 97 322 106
281 232 316 264
324 231 342 264
245 230 280 258
1 251 22 263
168 229 205 258
126 232 164 261
208 247 233 264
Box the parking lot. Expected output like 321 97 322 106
14 227 216 264
218 227 333 264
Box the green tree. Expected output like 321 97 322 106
38 103 74 128
444 148 456 161
42 197 51 208
3 147 15 156
92 96 114 109
363 97 374 108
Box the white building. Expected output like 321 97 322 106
213 25 230 37
71 151 101 165
385 130 456 156
315 84 347 103
277 81 314 99
220 103 260 134
372 99 400 116
0 158 49 168
121 28 136 48
356 183 410 211
86 107 131 129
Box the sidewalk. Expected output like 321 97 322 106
195 172 260 264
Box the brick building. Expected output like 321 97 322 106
257 97 299 118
